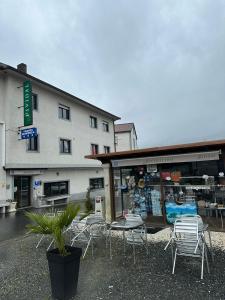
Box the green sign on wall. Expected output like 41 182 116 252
23 80 33 126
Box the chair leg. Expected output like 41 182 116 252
47 239 54 251
133 243 136 264
207 230 214 262
205 247 210 274
36 235 44 248
91 238 94 258
171 243 174 266
201 244 205 280
172 249 177 274
83 237 92 259
109 229 112 260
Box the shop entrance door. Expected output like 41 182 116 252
14 176 31 208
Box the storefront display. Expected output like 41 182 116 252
113 159 225 228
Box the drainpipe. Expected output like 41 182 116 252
0 121 6 167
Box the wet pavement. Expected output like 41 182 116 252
1 229 225 299
0 206 66 242
0 210 31 242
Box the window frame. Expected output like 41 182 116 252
89 177 104 190
58 104 70 121
91 143 99 155
32 93 38 111
104 146 110 153
90 116 98 129
27 135 39 152
59 138 72 154
102 121 109 132
44 181 69 197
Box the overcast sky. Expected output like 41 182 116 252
0 0 225 148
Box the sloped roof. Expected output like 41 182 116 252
0 62 120 121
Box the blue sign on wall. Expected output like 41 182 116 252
21 127 37 139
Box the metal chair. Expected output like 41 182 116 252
124 214 148 264
125 225 148 264
172 219 210 279
177 214 214 261
36 212 55 249
70 215 107 258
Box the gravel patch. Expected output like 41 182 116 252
0 229 225 299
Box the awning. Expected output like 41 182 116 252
111 150 221 168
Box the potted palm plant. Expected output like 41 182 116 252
26 204 82 300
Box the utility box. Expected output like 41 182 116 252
95 196 104 217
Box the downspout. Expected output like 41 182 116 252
0 121 5 167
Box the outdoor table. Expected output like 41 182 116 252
109 219 144 259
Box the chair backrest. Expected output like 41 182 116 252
173 219 203 255
174 219 199 240
178 214 204 231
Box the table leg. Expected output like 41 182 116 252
109 228 112 260
221 210 224 229
123 229 126 255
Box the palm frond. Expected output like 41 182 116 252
25 204 80 256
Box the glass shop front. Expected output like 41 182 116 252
113 158 225 230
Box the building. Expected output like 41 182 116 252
86 139 225 230
114 123 137 151
0 62 120 211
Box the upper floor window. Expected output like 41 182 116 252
27 135 39 151
102 121 109 132
60 138 71 154
58 104 70 120
91 144 99 155
32 93 38 111
90 116 97 128
104 146 110 154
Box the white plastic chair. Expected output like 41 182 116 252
172 219 210 279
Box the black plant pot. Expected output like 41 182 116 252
46 246 82 300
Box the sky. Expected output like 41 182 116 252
0 0 225 148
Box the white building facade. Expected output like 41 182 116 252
0 63 119 211
114 123 138 152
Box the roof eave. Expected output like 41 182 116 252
0 63 120 121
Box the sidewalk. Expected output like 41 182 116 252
1 229 225 299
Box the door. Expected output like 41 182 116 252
14 176 31 208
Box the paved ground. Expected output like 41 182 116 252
1 228 225 299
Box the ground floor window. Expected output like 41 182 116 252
44 181 69 197
89 177 104 190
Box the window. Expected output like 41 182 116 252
91 144 99 155
60 139 71 154
102 121 109 132
89 178 104 190
44 181 69 197
27 135 39 151
32 93 38 111
58 104 70 120
104 146 110 153
90 116 97 128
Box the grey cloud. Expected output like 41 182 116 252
0 0 225 148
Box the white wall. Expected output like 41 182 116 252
0 124 7 201
4 74 115 167
115 132 131 151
